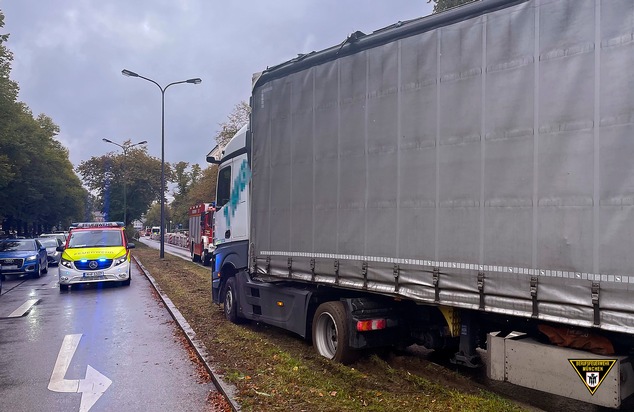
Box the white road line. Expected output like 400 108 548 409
8 298 39 317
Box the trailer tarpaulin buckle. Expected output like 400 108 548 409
266 256 271 275
361 261 368 289
393 264 400 293
592 282 600 326
310 258 316 282
334 259 340 284
477 271 485 310
530 276 538 318
287 257 293 278
249 243 256 268
433 267 440 302
251 252 257 273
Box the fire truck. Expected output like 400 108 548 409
188 203 215 266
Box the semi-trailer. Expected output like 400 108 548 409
208 0 634 407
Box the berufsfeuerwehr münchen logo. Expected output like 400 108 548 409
568 359 617 395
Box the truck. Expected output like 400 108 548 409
188 203 215 266
207 0 634 407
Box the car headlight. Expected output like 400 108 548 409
60 258 73 268
114 254 128 266
26 255 37 261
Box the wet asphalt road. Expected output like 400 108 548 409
0 261 215 412
138 236 191 261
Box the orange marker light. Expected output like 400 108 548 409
356 319 387 332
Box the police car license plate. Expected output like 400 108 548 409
83 271 105 278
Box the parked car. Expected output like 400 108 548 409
36 237 63 266
0 239 48 278
40 233 67 245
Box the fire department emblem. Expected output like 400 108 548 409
569 359 617 395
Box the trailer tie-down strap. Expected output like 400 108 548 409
287 257 293 278
592 282 600 326
334 259 340 285
393 264 400 293
433 267 440 303
310 258 316 282
361 261 368 289
477 272 485 310
530 276 538 318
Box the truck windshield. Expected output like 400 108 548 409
216 166 232 208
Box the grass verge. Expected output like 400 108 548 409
132 243 525 412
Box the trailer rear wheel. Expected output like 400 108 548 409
312 301 358 364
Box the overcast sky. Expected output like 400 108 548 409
1 1 432 170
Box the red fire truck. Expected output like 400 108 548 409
188 203 215 266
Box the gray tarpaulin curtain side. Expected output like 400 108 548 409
250 0 634 334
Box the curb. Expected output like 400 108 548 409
133 256 241 411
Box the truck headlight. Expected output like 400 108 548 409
60 258 73 268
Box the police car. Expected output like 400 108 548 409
57 222 134 291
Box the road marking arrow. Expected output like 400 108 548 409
48 334 112 412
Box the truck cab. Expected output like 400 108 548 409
207 124 250 302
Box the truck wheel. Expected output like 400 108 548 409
312 301 359 364
224 277 242 323
190 245 199 262
202 251 211 266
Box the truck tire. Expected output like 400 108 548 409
202 251 211 266
312 301 359 364
223 277 243 323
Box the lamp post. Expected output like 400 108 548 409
102 138 147 226
121 69 202 258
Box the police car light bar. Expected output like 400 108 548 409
70 222 125 229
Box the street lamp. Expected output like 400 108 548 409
102 138 147 226
121 69 202 258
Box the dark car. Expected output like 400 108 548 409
36 237 64 265
0 239 48 278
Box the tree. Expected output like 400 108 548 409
0 12 18 193
144 202 170 228
186 165 218 207
77 143 164 225
169 161 193 229
215 101 250 148
0 12 87 234
427 0 477 13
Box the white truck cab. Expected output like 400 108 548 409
211 124 250 247
207 124 251 303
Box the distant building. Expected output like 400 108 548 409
132 219 143 230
